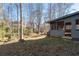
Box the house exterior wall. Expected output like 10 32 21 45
71 15 79 39
49 20 65 37
49 18 71 37
49 14 79 39
50 30 64 37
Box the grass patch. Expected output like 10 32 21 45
0 36 79 56
26 37 73 46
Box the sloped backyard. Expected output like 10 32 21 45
0 36 79 56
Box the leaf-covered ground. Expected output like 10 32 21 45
0 37 79 56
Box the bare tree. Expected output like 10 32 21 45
56 3 74 17
48 3 52 21
29 4 34 33
34 3 43 34
19 3 24 41
15 4 19 38
0 4 3 17
48 3 74 20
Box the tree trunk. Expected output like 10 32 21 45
19 3 24 41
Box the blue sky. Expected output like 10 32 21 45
1 3 79 23
70 3 79 12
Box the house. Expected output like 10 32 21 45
47 11 79 40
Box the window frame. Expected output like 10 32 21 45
57 21 64 30
76 19 79 31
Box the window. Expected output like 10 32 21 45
65 22 71 30
51 21 64 30
57 21 64 30
50 23 54 30
50 22 56 30
76 19 79 30
66 25 71 29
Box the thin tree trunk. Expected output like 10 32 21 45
19 3 24 41
16 4 19 38
49 3 52 21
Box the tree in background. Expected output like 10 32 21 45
19 3 24 41
34 3 43 34
28 3 34 33
48 3 74 20
0 3 76 41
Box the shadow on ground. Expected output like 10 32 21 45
0 37 79 56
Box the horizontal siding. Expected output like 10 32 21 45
50 30 64 37
71 15 79 38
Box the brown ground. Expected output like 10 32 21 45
0 35 79 56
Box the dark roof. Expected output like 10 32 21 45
47 11 79 23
